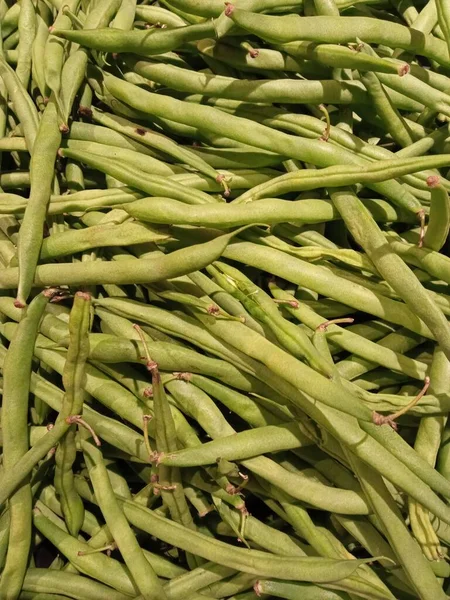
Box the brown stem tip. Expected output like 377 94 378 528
398 64 410 77
426 175 440 188
224 3 235 17
372 376 430 430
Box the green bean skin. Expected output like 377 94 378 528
101 71 426 214
82 441 168 599
121 196 339 227
15 0 35 89
0 289 57 600
22 569 130 600
16 98 61 307
32 510 141 596
0 227 248 289
0 54 38 153
112 0 136 30
255 579 349 599
225 8 450 68
423 177 450 251
90 108 222 183
347 452 447 600
0 420 72 507
121 500 378 582
197 38 331 76
52 21 215 55
44 0 80 98
54 292 91 538
151 360 200 569
436 0 450 54
39 221 169 261
59 147 214 205
278 40 403 73
123 55 371 105
160 422 314 467
329 188 450 362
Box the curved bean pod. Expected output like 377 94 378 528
0 226 247 288
52 20 215 55
121 499 377 581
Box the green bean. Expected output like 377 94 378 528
40 220 170 261
82 441 167 599
361 69 414 148
197 38 330 77
145 365 367 513
187 270 269 336
1 3 20 40
16 0 35 89
207 261 334 376
0 343 150 462
121 498 378 581
159 422 315 467
44 0 81 100
182 144 284 170
0 419 74 507
225 7 450 68
423 176 450 251
22 569 130 600
52 20 215 54
121 196 340 227
255 580 350 599
32 510 142 596
214 239 435 339
0 288 58 599
164 562 236 599
330 187 450 362
144 339 200 567
101 70 421 211
91 108 224 186
188 373 294 426
408 348 448 560
112 0 136 30
0 226 248 289
233 154 450 209
60 147 215 205
16 98 61 307
31 15 50 100
54 292 91 538
59 49 90 130
278 39 403 73
436 0 450 54
94 296 277 376
124 55 371 106
347 452 447 600
68 121 165 158
0 54 38 152
375 70 450 119
62 139 183 177
184 294 450 512
270 283 427 381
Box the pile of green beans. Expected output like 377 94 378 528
4 0 450 599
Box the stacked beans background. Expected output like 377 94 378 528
3 0 450 598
